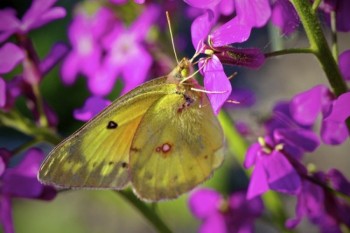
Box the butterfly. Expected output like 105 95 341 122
38 57 225 202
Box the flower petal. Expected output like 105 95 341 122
290 84 331 126
271 0 300 35
211 16 252 46
0 8 20 43
200 213 226 233
184 0 221 9
40 43 69 75
0 43 25 74
262 151 301 195
202 55 232 114
0 77 5 108
274 128 320 152
130 4 160 41
339 50 350 80
188 188 221 219
74 96 111 122
247 159 269 199
327 169 350 196
191 10 215 50
235 0 271 28
244 142 260 168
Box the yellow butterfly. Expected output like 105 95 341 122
38 57 224 202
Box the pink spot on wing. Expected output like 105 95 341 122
155 143 172 158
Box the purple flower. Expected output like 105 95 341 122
322 92 350 144
290 85 350 145
0 43 25 74
339 50 350 81
61 7 116 85
190 8 265 114
0 77 5 108
95 5 159 96
74 96 111 122
189 188 263 233
271 0 300 35
0 0 66 43
320 0 350 32
185 0 271 29
244 140 302 199
0 148 56 233
286 170 350 232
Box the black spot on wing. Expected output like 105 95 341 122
107 121 118 129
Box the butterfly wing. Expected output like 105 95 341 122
129 90 224 201
39 77 177 189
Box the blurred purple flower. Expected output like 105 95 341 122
74 96 111 122
110 0 145 4
271 0 300 35
93 5 159 96
189 188 263 233
0 148 56 233
339 50 350 80
0 0 66 43
290 85 349 145
0 43 25 74
320 0 350 32
0 77 5 108
61 7 115 85
287 171 350 232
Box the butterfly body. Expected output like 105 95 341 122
39 58 224 201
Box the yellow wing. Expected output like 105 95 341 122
129 89 224 201
39 77 178 189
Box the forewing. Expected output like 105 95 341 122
129 92 224 201
39 77 177 189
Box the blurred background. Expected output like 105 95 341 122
1 0 349 232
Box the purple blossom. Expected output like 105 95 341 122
290 85 350 145
0 148 56 233
339 50 350 80
286 170 350 232
0 43 24 74
61 7 116 85
0 77 5 108
97 5 159 95
189 188 263 233
244 100 321 199
190 7 265 114
320 0 350 32
74 96 111 122
0 0 66 43
271 0 300 35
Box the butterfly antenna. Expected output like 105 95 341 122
166 11 179 64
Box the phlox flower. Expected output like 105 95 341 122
320 0 350 32
73 96 111 122
61 6 116 85
290 85 350 145
0 148 56 233
189 188 263 233
287 169 350 232
271 0 300 35
190 9 264 114
339 50 350 80
91 5 159 96
0 43 25 74
0 0 66 43
244 101 320 199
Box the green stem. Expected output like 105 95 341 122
218 111 292 233
330 11 339 63
118 190 172 233
290 0 347 96
311 0 322 12
0 110 61 145
265 48 314 58
32 84 49 127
